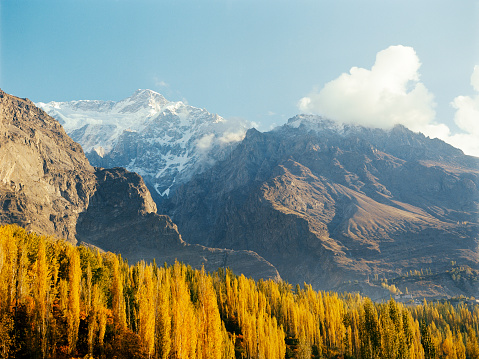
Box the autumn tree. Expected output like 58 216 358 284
466 326 479 359
67 246 81 355
111 254 127 331
196 269 223 359
155 267 171 359
170 261 197 359
33 238 50 358
1 224 478 359
136 262 156 358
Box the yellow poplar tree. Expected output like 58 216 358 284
156 267 171 359
67 246 81 355
197 269 222 359
171 262 197 359
33 238 50 359
137 263 156 358
0 226 17 311
111 254 127 331
466 326 479 359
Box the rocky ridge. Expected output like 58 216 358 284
0 90 279 281
163 115 479 298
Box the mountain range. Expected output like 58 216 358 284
3 89 478 299
0 89 279 281
164 115 479 297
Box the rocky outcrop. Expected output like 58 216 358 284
0 89 97 242
0 90 280 282
164 116 479 296
73 166 280 280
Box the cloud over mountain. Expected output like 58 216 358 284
446 66 479 156
298 46 479 157
298 45 437 131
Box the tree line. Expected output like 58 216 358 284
0 224 478 359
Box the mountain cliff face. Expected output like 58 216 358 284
0 89 97 241
0 90 280 281
163 115 479 297
37 90 250 202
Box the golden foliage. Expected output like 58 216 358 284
0 224 478 359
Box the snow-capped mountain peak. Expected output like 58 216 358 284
114 89 169 114
37 90 251 199
285 114 347 134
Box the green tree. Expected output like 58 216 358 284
420 319 436 359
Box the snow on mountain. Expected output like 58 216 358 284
37 89 252 199
280 114 467 166
37 90 172 153
284 114 387 137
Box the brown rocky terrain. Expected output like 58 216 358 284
164 115 479 298
0 90 280 281
0 89 97 241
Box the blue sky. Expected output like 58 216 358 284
1 1 479 153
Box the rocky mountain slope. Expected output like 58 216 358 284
33 89 478 298
0 89 96 241
0 90 279 281
163 115 479 298
37 89 250 202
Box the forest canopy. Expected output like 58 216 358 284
0 224 478 359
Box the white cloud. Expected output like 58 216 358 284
154 77 169 88
298 46 479 157
298 45 437 132
471 65 479 92
196 133 215 151
446 66 479 156
216 116 251 139
218 130 246 144
195 117 251 153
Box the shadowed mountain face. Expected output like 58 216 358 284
0 90 280 281
164 115 479 296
